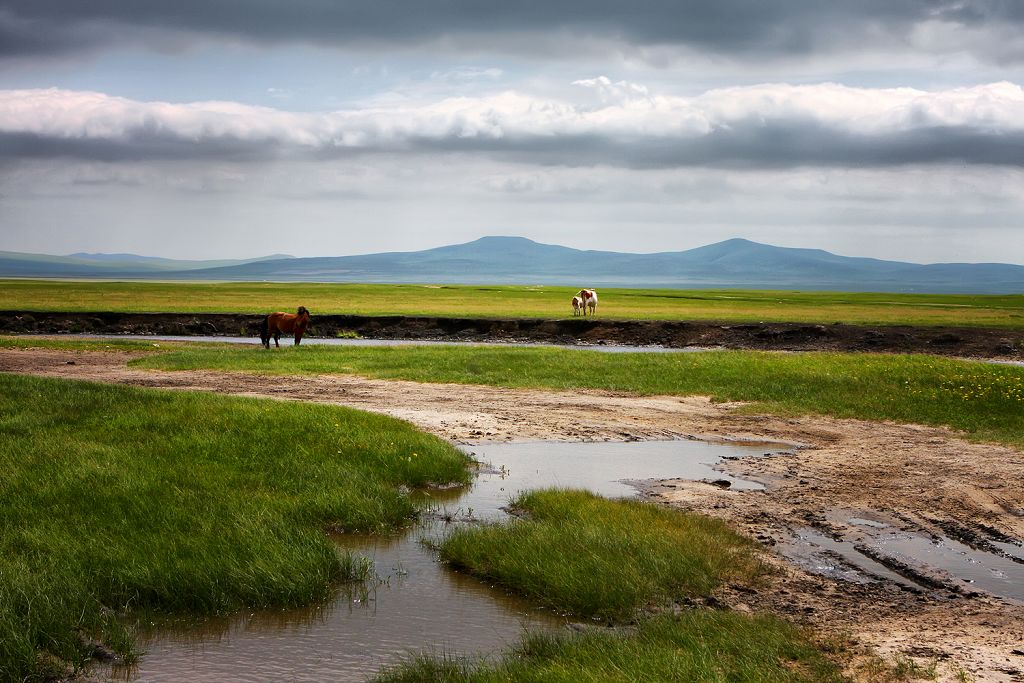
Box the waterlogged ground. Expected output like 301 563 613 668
2 347 1023 680
104 440 774 682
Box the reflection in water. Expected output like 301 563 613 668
109 439 776 682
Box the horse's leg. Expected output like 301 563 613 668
274 331 280 348
294 330 303 346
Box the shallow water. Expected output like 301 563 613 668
867 532 1024 601
992 540 1024 562
782 525 1024 602
56 333 703 353
108 439 774 682
781 529 923 590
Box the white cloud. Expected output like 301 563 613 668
0 80 1019 167
430 67 504 81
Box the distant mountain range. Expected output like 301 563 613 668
0 251 294 277
2 237 1023 294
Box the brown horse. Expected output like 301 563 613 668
260 306 310 348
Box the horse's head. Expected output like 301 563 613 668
297 306 310 317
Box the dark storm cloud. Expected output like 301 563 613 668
410 124 1024 169
2 0 1023 62
0 131 286 163
6 123 1024 170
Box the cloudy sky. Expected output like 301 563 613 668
2 1 1024 263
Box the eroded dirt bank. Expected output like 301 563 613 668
3 310 1023 359
2 347 1022 681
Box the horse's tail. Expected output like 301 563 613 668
259 315 270 347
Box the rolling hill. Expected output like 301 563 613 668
2 237 1022 293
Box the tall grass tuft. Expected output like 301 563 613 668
386 491 837 681
0 374 470 682
376 611 843 682
440 489 766 622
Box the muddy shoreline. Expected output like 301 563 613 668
3 310 1023 358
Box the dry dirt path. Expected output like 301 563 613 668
2 348 1023 681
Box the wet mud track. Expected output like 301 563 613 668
2 347 1023 681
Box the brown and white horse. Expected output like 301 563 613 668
578 289 598 315
572 296 583 316
260 306 311 348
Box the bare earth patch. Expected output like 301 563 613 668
2 347 1022 682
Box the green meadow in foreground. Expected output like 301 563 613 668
134 345 1024 449
440 489 764 621
376 611 842 683
0 374 469 682
3 279 1023 327
379 490 837 683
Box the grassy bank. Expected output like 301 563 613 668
0 336 169 352
377 611 842 683
439 489 764 621
3 279 1023 327
379 489 838 682
0 374 470 682
133 345 1024 449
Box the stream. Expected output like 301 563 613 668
106 439 777 682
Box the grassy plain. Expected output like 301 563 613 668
439 489 764 621
3 279 1023 327
0 374 470 682
134 345 1024 449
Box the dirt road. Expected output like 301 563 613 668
2 347 1022 681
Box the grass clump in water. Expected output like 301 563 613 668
385 490 838 682
376 611 843 683
0 374 470 682
439 489 765 622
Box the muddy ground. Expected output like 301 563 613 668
2 347 1023 682
3 310 1024 359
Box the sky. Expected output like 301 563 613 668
2 1 1024 264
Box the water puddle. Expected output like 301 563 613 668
866 532 1024 601
107 439 774 682
781 529 924 590
783 522 1024 602
847 517 889 529
992 540 1024 562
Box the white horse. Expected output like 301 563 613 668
572 296 583 316
578 289 598 315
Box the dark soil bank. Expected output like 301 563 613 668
3 310 1023 359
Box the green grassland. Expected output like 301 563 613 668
3 279 1023 327
133 344 1024 449
378 489 840 682
0 374 470 682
